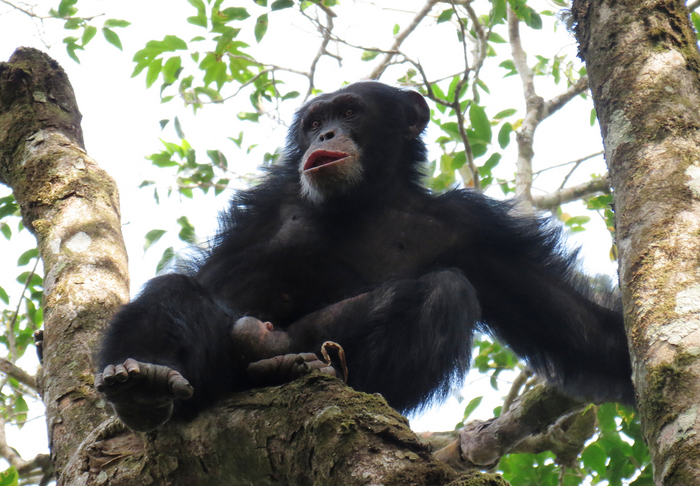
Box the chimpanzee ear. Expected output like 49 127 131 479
404 90 430 139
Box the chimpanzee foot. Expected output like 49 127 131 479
95 358 193 432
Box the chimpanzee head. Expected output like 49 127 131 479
285 82 430 204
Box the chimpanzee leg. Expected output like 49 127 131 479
97 274 241 430
281 269 481 413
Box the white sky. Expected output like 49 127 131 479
0 0 613 468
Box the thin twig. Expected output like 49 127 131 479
532 151 604 176
367 0 440 79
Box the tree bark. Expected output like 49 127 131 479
0 48 510 486
573 1 700 484
0 46 130 481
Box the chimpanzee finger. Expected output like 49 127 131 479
94 373 105 392
101 364 117 385
123 358 141 377
114 364 129 382
167 370 194 399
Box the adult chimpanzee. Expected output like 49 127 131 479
95 81 633 432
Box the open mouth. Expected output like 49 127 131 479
303 150 350 172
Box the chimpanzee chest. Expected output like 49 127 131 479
266 205 451 298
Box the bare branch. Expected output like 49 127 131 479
435 384 585 470
502 367 533 413
305 5 337 99
545 75 589 117
0 415 28 470
0 0 47 19
367 0 440 80
532 174 611 211
0 358 36 390
508 5 541 206
689 0 700 11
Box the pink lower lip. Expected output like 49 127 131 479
304 150 350 171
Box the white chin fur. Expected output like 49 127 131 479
299 159 364 203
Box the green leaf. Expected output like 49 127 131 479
361 50 380 61
489 0 506 26
58 0 78 17
177 216 196 244
393 23 400 35
0 287 8 305
144 229 167 251
188 0 206 13
590 107 597 126
524 7 542 29
221 7 250 21
237 112 261 122
281 91 300 100
162 56 182 84
488 32 506 43
82 25 97 45
0 223 10 240
254 14 269 43
207 150 228 168
497 122 513 149
102 27 123 50
469 104 492 144
0 466 18 486
461 396 483 421
479 153 501 176
174 117 186 139
145 58 163 88
63 17 82 30
493 108 517 119
156 247 175 273
271 0 294 10
188 14 208 28
499 59 517 76
693 12 700 40
104 19 131 28
437 9 453 23
17 248 38 266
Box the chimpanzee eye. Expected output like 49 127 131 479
311 120 321 129
344 109 354 118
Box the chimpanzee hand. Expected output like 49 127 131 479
247 352 337 385
247 342 348 386
95 358 193 432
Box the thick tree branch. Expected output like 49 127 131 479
574 1 700 482
0 47 130 483
434 384 585 470
66 375 470 485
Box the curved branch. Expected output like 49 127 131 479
532 174 611 211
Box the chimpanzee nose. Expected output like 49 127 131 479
319 130 335 142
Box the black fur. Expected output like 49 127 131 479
99 82 633 423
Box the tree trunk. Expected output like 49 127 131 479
573 1 700 484
0 48 510 486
